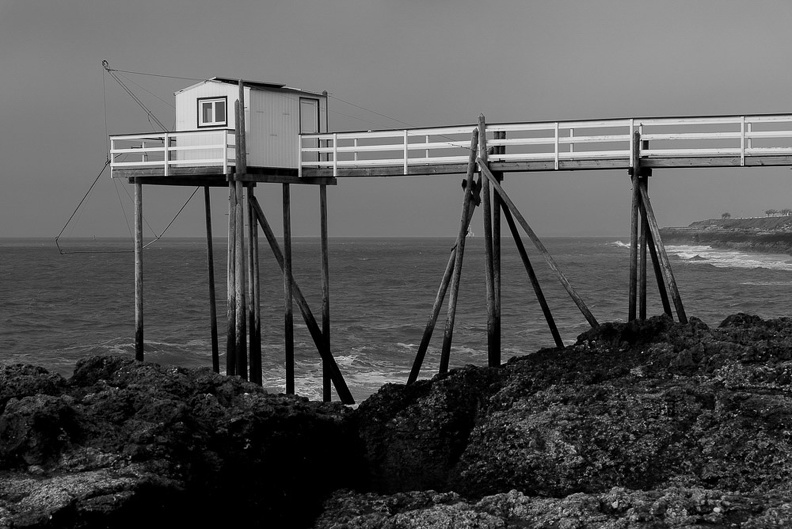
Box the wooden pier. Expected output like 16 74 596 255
111 104 792 401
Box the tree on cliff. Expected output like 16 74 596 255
721 212 731 219
781 208 792 216
766 209 779 217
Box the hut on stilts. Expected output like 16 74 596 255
110 71 792 403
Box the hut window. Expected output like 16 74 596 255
198 97 227 128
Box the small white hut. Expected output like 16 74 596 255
173 77 328 171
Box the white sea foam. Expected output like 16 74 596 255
610 241 630 248
666 245 792 271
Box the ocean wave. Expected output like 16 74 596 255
666 245 792 271
610 241 630 248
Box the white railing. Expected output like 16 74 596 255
299 114 792 176
110 129 236 177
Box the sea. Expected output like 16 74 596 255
2 236 792 404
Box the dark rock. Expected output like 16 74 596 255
0 356 364 528
4 313 792 528
315 487 792 528
0 364 66 414
343 314 792 526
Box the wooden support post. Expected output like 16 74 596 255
226 180 236 375
478 161 599 328
630 131 685 322
249 196 355 404
439 128 479 374
134 181 144 362
639 174 649 320
408 130 480 384
204 186 219 373
628 169 640 322
234 96 247 380
409 247 456 383
637 181 688 324
479 116 499 367
320 184 332 402
501 202 564 348
493 131 504 364
283 183 295 394
248 184 262 385
647 229 672 317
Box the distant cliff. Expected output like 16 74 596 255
660 216 792 255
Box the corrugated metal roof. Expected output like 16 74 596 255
175 77 325 98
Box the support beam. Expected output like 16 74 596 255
408 247 456 384
479 116 499 367
248 184 262 385
226 181 236 375
134 182 144 361
409 132 481 384
637 182 688 324
439 128 479 374
501 202 564 349
478 160 599 328
647 229 673 317
639 175 649 320
631 131 686 323
249 196 355 404
320 184 332 402
628 170 640 321
204 186 219 373
234 97 247 379
493 131 504 365
283 183 295 394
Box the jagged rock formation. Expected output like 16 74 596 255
323 313 792 527
3 313 792 528
0 358 363 528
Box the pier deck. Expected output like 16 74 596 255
299 114 792 178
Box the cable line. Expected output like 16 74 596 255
55 160 110 254
102 60 168 132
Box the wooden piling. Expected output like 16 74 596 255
234 96 247 379
248 184 262 385
134 181 144 361
439 128 479 374
637 181 688 324
478 161 599 328
501 202 564 348
639 175 649 320
226 180 236 375
479 116 499 367
647 229 673 317
630 131 686 323
204 186 219 373
320 184 332 402
493 131 505 364
249 196 355 404
409 247 456 383
283 183 295 394
628 170 640 321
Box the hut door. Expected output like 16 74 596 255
300 98 320 162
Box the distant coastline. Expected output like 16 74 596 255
660 216 792 255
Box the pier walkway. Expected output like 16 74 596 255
299 113 792 178
110 113 792 182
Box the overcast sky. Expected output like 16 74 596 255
2 0 792 239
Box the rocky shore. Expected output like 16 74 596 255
660 216 792 255
3 313 792 527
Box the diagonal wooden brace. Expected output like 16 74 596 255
249 196 355 404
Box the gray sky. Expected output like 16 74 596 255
2 0 792 239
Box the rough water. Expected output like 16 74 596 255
2 237 791 402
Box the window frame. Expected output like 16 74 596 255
197 96 228 128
